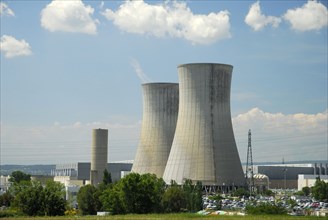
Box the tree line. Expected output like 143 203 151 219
77 173 203 215
0 170 203 216
1 171 66 216
1 170 327 216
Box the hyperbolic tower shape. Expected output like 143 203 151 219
132 83 179 177
163 63 245 186
90 128 108 186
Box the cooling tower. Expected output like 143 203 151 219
132 83 179 177
90 128 108 185
163 63 245 187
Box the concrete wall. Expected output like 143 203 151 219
90 129 108 186
298 174 328 191
54 176 77 185
257 165 320 189
132 83 179 178
30 175 53 184
77 163 91 180
258 166 314 180
163 63 245 186
269 179 297 189
108 163 133 182
53 162 132 183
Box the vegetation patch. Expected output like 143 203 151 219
0 213 324 220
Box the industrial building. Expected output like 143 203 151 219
256 162 328 189
298 174 328 191
52 161 132 185
90 128 108 186
0 175 10 193
163 63 245 188
132 83 179 177
253 174 269 192
52 128 132 193
52 162 91 185
52 161 132 205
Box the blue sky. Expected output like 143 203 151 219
1 0 327 165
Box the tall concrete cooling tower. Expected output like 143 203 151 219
163 63 245 187
90 128 108 185
132 83 179 177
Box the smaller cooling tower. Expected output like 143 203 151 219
90 128 108 185
132 83 179 177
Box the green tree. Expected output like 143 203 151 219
162 185 186 213
13 181 44 216
9 171 31 183
10 180 67 216
302 186 311 196
311 178 328 201
287 198 297 209
0 191 14 207
182 179 202 212
232 187 250 197
120 173 165 214
100 184 126 215
94 183 108 211
146 173 166 213
103 169 112 185
43 180 66 216
208 194 223 210
9 180 31 197
77 184 99 215
262 189 274 196
100 173 166 214
119 173 142 213
294 190 305 196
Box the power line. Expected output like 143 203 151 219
245 129 254 194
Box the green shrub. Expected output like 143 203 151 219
232 188 250 197
0 208 24 218
64 208 78 216
246 202 287 215
162 186 186 213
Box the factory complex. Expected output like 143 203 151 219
1 63 327 199
48 63 328 198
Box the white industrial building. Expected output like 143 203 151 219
52 161 132 204
0 175 11 194
298 174 328 191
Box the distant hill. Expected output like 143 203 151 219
1 160 327 176
0 165 55 176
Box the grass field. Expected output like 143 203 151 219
0 213 325 220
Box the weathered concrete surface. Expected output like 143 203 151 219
132 83 179 178
90 128 108 186
163 63 245 186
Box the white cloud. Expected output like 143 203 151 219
283 0 328 31
130 58 151 83
40 0 98 35
0 35 32 58
0 2 15 16
100 1 104 9
2 108 327 164
102 1 231 45
245 1 281 31
233 108 327 162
